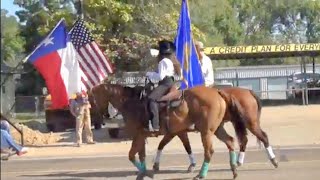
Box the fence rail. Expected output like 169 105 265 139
11 86 319 119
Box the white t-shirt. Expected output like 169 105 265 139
199 52 214 86
146 58 175 82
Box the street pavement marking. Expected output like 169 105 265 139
3 159 320 175
8 145 320 161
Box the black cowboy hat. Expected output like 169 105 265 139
158 40 176 55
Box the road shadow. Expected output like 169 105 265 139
22 170 140 179
20 167 273 180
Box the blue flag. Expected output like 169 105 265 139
175 0 204 89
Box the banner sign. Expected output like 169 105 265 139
204 43 320 55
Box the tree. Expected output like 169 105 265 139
1 10 25 67
12 0 78 95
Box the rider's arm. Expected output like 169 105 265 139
204 56 214 86
158 59 171 80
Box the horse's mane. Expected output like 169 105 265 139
92 83 145 100
124 85 144 99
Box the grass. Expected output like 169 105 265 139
13 113 45 123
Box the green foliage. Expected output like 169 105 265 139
12 0 320 70
1 10 26 67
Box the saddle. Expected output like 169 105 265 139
140 80 183 107
157 84 183 108
140 81 184 133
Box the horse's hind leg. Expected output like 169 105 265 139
177 131 196 172
249 123 278 168
236 131 248 166
214 124 238 179
152 133 175 172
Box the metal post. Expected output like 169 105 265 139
313 57 315 79
302 57 308 105
79 0 84 19
35 96 40 117
306 87 309 105
302 88 305 105
235 68 239 87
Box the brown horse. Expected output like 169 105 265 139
152 87 279 172
89 83 248 179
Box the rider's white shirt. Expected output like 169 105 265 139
200 52 214 87
146 58 175 82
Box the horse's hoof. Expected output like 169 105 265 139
271 158 279 168
193 174 205 180
233 171 238 179
187 163 196 173
231 164 238 179
153 163 159 172
136 171 146 180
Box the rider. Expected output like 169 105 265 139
145 40 181 132
195 41 214 87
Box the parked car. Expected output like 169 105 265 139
288 71 320 98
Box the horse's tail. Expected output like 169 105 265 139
218 90 248 139
249 90 263 148
249 90 262 122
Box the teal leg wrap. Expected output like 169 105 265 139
140 162 147 172
230 151 237 165
133 161 146 172
199 162 210 177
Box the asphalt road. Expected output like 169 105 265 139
2 146 320 180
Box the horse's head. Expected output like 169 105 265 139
87 87 109 118
90 83 139 111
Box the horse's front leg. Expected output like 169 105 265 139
177 131 196 172
195 132 214 180
153 133 175 172
129 135 147 174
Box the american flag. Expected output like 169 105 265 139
69 19 114 91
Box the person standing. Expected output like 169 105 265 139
195 41 214 87
70 92 95 147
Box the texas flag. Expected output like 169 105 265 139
27 19 81 109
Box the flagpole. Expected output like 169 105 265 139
79 0 84 19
